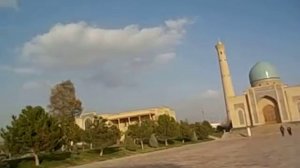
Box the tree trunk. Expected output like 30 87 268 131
140 140 144 150
33 152 40 166
182 139 185 144
90 143 93 149
100 149 104 157
165 139 168 146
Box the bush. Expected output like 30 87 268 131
0 160 9 168
216 122 232 132
5 157 34 168
0 154 8 161
216 125 225 132
193 123 209 140
40 151 71 161
197 126 209 140
148 134 158 148
202 120 214 134
124 136 138 151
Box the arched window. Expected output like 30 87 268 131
238 110 245 125
85 118 92 129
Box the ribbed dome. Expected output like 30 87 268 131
249 61 280 84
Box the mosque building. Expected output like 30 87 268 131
215 41 300 128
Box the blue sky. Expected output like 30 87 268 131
0 0 299 128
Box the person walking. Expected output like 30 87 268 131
287 126 292 136
280 125 285 136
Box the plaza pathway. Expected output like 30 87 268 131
72 126 300 168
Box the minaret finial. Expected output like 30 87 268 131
217 38 222 45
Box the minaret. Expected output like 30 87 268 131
215 41 235 122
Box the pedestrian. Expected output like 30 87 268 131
280 125 285 136
287 126 292 136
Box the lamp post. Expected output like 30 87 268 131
244 111 252 137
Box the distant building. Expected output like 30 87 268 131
75 107 176 132
216 41 300 128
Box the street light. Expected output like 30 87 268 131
244 111 252 137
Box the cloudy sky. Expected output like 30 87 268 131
0 0 299 127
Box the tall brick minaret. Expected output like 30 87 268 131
215 41 235 122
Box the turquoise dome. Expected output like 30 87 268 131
249 62 280 84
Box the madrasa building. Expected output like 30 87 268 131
215 41 300 128
75 107 176 132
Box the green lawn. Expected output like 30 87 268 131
2 139 212 168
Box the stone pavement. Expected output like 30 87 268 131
72 125 300 168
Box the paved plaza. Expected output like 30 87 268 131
73 126 300 168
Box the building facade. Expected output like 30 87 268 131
75 107 176 132
216 41 300 128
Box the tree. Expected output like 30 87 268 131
127 120 154 150
48 80 83 150
82 126 93 150
0 115 22 158
0 106 62 166
49 80 82 120
202 120 214 134
84 117 120 156
124 135 138 151
178 120 193 143
155 115 179 146
192 122 209 140
59 122 84 151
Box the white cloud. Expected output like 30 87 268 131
20 19 189 69
165 19 189 32
13 67 40 75
19 18 191 87
0 65 41 75
201 89 220 98
21 80 51 90
155 52 176 64
0 0 18 9
22 81 41 90
0 65 10 71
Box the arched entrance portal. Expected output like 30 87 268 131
258 96 281 124
263 105 279 123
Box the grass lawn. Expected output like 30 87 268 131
5 139 212 168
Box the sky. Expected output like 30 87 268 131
0 0 299 128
